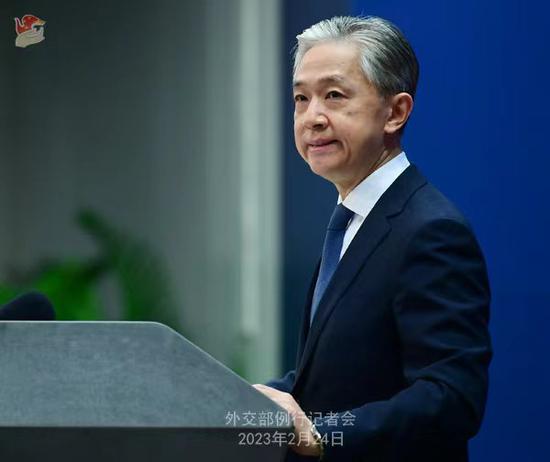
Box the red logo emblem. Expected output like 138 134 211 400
14 14 46 48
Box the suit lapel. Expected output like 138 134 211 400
295 261 319 365
292 165 427 388
293 208 391 384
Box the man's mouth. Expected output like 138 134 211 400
308 139 338 153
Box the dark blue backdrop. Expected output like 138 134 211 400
282 1 550 460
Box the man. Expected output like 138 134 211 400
254 15 492 462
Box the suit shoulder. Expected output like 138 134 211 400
400 181 471 230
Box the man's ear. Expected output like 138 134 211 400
384 92 414 134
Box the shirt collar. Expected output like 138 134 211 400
338 152 410 218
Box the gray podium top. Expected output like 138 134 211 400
0 321 291 461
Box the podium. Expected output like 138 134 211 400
0 321 291 461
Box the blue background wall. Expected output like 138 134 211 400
283 0 550 460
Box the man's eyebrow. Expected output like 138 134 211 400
293 75 347 88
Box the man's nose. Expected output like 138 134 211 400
303 100 328 130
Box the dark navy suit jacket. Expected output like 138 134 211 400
268 165 492 461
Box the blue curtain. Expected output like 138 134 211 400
349 1 550 460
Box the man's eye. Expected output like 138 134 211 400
294 94 307 103
327 91 343 99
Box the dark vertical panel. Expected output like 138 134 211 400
281 0 351 372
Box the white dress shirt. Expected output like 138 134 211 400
338 152 410 259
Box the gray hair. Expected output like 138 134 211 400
294 16 419 99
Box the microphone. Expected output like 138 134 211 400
0 292 56 320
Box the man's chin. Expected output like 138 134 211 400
307 161 340 184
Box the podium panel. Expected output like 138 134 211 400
0 321 291 461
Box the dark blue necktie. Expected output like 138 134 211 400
310 204 355 323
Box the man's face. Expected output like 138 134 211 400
293 42 392 192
